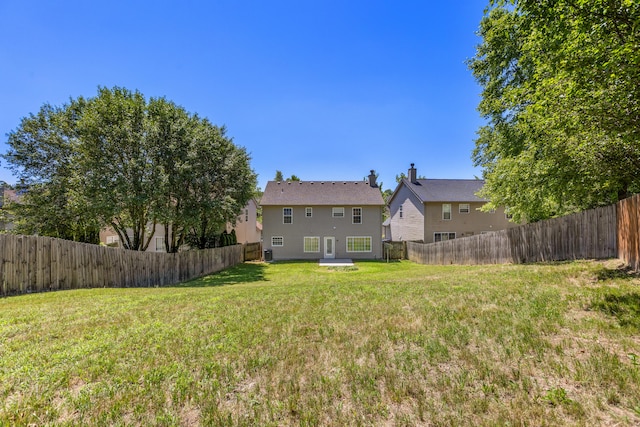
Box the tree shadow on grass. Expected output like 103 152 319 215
177 262 268 288
594 263 640 281
592 292 640 330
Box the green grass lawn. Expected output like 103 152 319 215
2 260 640 426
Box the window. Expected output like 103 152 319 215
442 204 452 220
283 207 293 224
505 209 513 220
434 232 456 242
305 207 313 218
155 237 165 252
352 207 362 224
332 207 344 217
347 236 372 252
245 209 249 222
272 236 284 247
303 236 320 253
459 203 470 214
106 235 119 244
399 205 403 218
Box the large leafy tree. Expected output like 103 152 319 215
3 86 256 250
469 0 640 222
2 103 101 242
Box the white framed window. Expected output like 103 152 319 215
352 207 362 224
399 205 403 218
332 207 344 217
442 204 452 220
346 236 372 252
305 207 313 218
155 237 165 252
272 236 284 247
283 207 293 224
303 236 320 253
245 209 249 222
106 235 119 244
434 232 456 242
459 203 470 214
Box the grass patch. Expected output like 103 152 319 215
2 260 640 425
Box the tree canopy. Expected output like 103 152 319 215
2 86 256 250
469 0 640 222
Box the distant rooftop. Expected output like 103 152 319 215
402 178 487 203
260 180 385 206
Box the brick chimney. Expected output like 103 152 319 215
408 163 417 184
368 170 378 187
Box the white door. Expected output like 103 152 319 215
324 237 335 259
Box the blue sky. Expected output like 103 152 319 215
0 0 489 192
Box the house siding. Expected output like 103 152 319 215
262 205 383 260
388 185 424 242
227 199 261 243
423 202 517 243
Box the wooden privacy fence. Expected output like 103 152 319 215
618 194 640 271
243 241 263 261
0 234 244 297
407 204 618 266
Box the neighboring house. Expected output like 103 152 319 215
260 171 385 260
100 224 169 252
226 198 262 244
386 164 517 243
100 199 262 251
0 186 19 231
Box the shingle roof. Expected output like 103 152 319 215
403 179 487 203
260 181 385 206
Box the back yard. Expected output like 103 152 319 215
2 260 640 426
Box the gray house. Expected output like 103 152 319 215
260 171 385 260
386 164 517 243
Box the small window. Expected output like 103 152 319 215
434 232 456 242
459 203 470 214
332 207 344 217
399 205 403 218
442 204 452 220
303 236 320 253
347 236 372 252
272 236 284 247
283 207 293 224
245 209 249 222
305 207 313 218
106 235 119 244
352 207 362 224
505 209 513 220
155 237 165 252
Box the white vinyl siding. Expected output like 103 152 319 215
272 236 284 246
346 236 372 252
303 236 320 253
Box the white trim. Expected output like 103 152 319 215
283 207 293 224
352 207 362 224
303 236 320 253
434 232 456 242
346 236 372 253
459 203 470 214
324 236 335 258
332 207 344 217
305 207 313 218
442 203 452 220
272 236 284 247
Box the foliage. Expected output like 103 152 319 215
2 86 256 250
274 170 300 182
469 0 640 222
